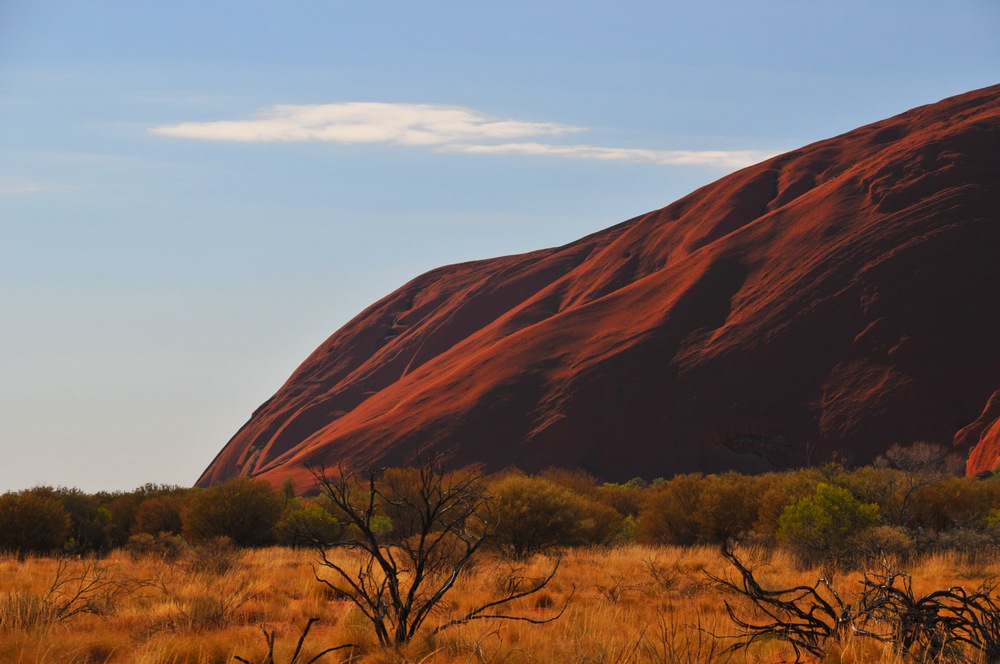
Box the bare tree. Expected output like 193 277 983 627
306 459 566 648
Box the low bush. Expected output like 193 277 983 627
132 495 185 536
184 536 242 576
125 531 186 562
278 499 342 547
0 490 71 556
855 524 916 563
777 482 881 569
488 473 620 557
637 473 705 545
182 478 284 547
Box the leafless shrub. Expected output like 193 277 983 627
488 559 544 597
177 582 257 631
308 459 568 647
642 551 689 595
642 550 708 598
875 441 965 478
593 573 642 604
873 441 965 525
449 623 530 664
183 536 242 576
854 525 915 566
180 595 233 631
50 558 148 620
640 608 721 664
0 558 146 630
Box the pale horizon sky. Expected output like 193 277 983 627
2 1 999 493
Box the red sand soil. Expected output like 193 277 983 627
197 84 1000 489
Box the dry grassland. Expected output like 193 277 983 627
1 544 997 663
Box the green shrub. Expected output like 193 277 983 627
103 483 191 547
777 483 881 569
181 478 284 547
278 499 342 546
50 488 113 554
636 473 767 546
836 466 901 522
752 469 823 538
0 490 71 556
488 474 619 557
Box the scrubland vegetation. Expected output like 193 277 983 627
3 443 1000 662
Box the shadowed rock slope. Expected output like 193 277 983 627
198 84 1000 489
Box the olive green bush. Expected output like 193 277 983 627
278 497 342 547
489 473 620 557
0 490 71 556
182 477 284 546
132 494 186 536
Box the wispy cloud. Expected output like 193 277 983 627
150 102 776 169
0 180 49 195
441 142 776 169
150 103 580 145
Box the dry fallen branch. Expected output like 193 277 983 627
707 546 851 661
856 560 1000 663
712 547 1000 663
232 617 358 664
431 559 571 634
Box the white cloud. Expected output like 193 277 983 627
150 102 777 169
149 103 581 145
441 142 777 169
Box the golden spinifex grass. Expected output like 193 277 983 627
0 545 997 663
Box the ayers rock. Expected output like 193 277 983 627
198 84 1000 489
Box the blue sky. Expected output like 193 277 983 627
2 1 998 492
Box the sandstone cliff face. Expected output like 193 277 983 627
960 391 1000 476
198 85 1000 489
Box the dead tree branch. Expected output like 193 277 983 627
232 617 358 664
707 546 851 661
713 547 1000 663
